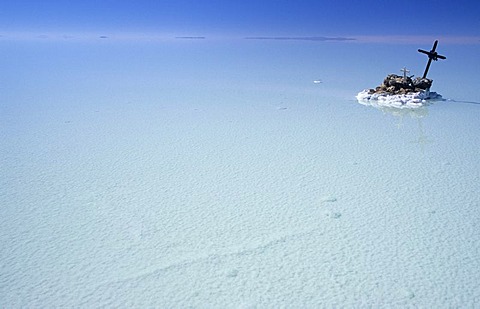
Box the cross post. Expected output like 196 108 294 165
418 40 446 78
400 67 410 80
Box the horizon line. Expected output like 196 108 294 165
1 31 479 45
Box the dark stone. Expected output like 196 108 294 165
412 77 432 89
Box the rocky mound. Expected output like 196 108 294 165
368 74 433 95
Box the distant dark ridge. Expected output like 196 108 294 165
245 36 355 42
175 36 206 39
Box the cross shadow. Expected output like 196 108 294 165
447 99 480 105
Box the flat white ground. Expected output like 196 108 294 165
1 40 480 307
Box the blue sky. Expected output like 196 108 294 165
1 0 479 37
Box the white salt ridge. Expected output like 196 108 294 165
356 89 443 109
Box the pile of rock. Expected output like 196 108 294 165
368 74 432 95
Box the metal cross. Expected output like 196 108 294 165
418 40 446 78
400 67 410 79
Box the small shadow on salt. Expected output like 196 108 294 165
321 196 337 203
226 269 239 278
326 212 342 219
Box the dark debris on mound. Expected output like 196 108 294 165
368 74 432 95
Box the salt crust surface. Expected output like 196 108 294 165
356 89 443 109
2 93 480 307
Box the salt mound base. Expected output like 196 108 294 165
356 89 442 109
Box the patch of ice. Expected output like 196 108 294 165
356 89 442 109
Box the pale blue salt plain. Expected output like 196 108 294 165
1 38 480 307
